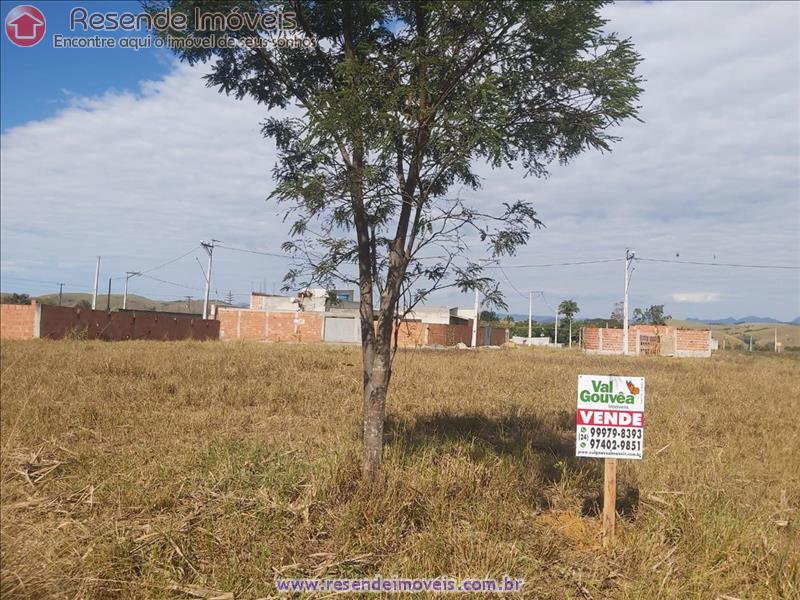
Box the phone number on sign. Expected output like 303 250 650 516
589 426 642 439
589 438 642 452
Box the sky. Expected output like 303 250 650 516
1 1 799 320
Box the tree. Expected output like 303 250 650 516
633 304 671 326
610 301 624 326
558 299 580 348
154 0 642 483
480 310 499 323
1 292 31 305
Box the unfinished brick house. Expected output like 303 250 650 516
215 292 507 347
581 324 713 357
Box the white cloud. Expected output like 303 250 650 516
671 292 722 304
1 1 799 318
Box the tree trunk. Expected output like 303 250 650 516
569 319 572 348
361 307 394 484
361 339 390 483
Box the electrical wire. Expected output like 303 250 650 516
497 264 529 300
485 258 621 269
216 244 288 258
137 273 205 292
634 257 799 270
139 246 201 274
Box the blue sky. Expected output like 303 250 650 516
1 1 799 320
1 1 172 130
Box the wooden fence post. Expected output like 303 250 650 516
603 458 617 547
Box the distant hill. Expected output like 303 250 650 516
2 292 239 315
686 316 795 325
507 313 556 323
669 318 800 350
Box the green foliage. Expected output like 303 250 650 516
480 310 499 323
558 299 579 320
633 304 671 326
1 293 31 305
152 0 643 317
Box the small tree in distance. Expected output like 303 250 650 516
1 293 31 305
558 299 580 347
610 301 624 327
153 0 643 483
633 304 671 326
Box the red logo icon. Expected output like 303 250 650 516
5 5 46 47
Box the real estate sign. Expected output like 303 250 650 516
576 374 645 460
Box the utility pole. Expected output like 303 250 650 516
623 249 635 356
106 278 112 311
201 239 218 319
92 256 100 309
123 271 140 310
554 307 559 347
568 316 573 349
471 288 480 348
528 291 533 342
58 283 64 306
775 328 778 353
749 335 753 352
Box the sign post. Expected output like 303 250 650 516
576 374 645 547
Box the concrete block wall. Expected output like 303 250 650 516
0 302 37 339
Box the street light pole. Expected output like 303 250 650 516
471 288 480 348
623 249 635 356
123 271 140 310
92 256 100 309
201 240 218 319
528 291 532 342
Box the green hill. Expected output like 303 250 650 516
668 318 800 351
2 292 235 315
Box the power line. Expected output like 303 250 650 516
138 273 205 292
497 264 529 300
139 246 201 274
635 257 800 270
485 258 621 269
216 244 288 259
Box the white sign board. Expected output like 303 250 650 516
576 374 645 460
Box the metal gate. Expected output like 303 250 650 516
323 316 359 343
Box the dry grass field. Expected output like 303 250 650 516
1 341 798 598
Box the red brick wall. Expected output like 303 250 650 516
423 321 507 347
218 309 507 347
676 328 711 352
0 302 36 339
395 321 427 346
37 305 219 341
581 327 627 353
427 321 471 346
217 308 323 342
487 326 508 346
582 325 710 356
